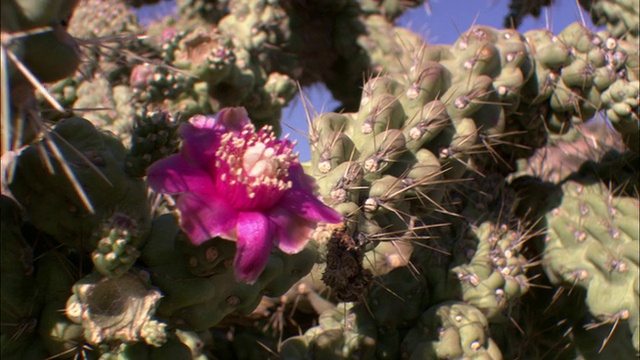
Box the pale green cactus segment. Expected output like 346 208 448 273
363 175 406 215
251 72 298 119
601 79 639 153
399 148 446 213
311 112 352 139
525 29 571 70
217 0 289 52
490 67 524 112
426 116 477 180
401 301 503 359
451 222 531 323
91 224 142 279
447 35 502 79
441 74 494 120
399 61 451 110
167 26 235 81
139 214 317 332
279 267 428 359
68 0 142 38
558 22 601 54
279 304 378 360
580 0 640 41
358 129 407 176
560 57 595 89
316 161 363 206
404 148 443 187
357 15 423 77
351 93 405 145
357 0 425 20
543 179 639 351
402 100 449 152
311 131 357 176
363 237 415 276
361 76 403 108
72 76 136 138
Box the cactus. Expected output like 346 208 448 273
2 0 639 358
0 197 42 359
521 177 639 353
7 117 150 250
402 301 503 359
139 213 318 331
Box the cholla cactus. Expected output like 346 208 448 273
1 0 638 358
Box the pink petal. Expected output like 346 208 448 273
279 165 342 224
189 114 219 130
234 212 276 283
147 154 213 194
279 189 342 223
179 123 221 175
216 107 251 133
269 207 316 254
288 162 319 192
177 191 238 245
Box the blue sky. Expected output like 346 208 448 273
137 1 597 160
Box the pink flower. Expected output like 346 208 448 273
147 107 342 283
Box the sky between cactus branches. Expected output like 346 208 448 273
137 0 598 161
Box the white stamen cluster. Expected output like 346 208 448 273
215 125 296 200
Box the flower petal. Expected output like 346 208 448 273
188 114 219 130
234 212 275 283
177 191 238 245
216 107 251 133
147 154 213 194
269 207 315 254
280 164 342 224
179 123 221 174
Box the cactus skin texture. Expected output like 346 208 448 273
2 0 639 358
0 197 44 359
402 301 503 359
139 214 317 332
8 117 151 251
541 179 639 354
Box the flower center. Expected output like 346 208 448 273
243 142 278 178
215 125 297 210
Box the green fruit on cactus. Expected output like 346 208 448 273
125 111 180 178
91 217 143 278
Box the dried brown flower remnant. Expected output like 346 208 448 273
322 228 373 302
